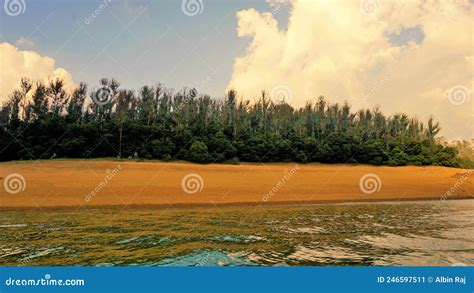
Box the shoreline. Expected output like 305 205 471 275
1 157 470 168
0 196 473 212
1 160 473 211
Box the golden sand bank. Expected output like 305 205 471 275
0 160 472 210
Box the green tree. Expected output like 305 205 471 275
187 141 209 163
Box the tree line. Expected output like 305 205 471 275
0 77 467 167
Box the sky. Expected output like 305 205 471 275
0 0 473 140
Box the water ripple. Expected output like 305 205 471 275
0 200 473 266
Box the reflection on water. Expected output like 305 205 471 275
0 200 473 266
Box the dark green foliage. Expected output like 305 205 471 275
187 141 209 163
0 77 465 168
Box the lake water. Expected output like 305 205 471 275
0 200 473 266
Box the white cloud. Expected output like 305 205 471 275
0 42 76 102
15 37 34 47
227 0 473 139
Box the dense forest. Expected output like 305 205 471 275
0 77 468 167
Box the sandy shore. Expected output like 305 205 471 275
0 160 473 210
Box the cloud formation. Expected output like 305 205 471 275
227 0 473 139
0 42 75 103
15 37 34 47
